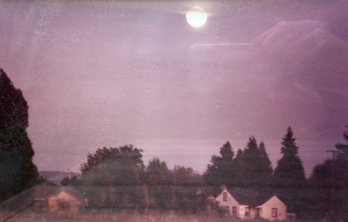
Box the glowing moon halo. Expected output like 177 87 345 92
186 7 208 28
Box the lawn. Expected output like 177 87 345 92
9 211 231 222
8 210 334 222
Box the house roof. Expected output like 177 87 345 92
233 188 273 207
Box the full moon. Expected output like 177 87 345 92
186 7 208 28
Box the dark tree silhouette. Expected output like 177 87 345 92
173 166 207 214
257 141 273 185
204 141 236 186
0 69 28 129
273 127 306 188
145 158 173 210
310 127 348 190
0 69 39 201
234 137 273 187
309 127 348 220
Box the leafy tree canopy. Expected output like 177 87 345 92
0 69 28 130
173 166 207 213
145 158 173 210
0 69 38 201
80 145 144 186
145 158 172 186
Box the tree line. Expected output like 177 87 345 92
204 128 305 189
65 145 207 213
64 126 348 219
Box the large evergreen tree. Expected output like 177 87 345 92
258 141 273 184
204 139 272 188
273 127 306 188
203 141 236 186
0 69 39 201
234 137 273 187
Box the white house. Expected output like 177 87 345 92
215 187 289 221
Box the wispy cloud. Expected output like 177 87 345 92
190 42 253 50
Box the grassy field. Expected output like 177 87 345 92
7 211 334 222
11 211 231 222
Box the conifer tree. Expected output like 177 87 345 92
273 127 306 188
204 141 236 186
235 137 272 187
258 141 273 185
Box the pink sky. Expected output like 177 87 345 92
1 1 348 176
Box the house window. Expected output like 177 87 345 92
245 207 250 217
232 206 237 216
256 208 262 218
34 199 46 212
222 192 228 202
272 208 278 218
223 206 230 216
57 200 70 211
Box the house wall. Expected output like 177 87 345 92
48 191 83 213
238 204 258 220
258 196 287 221
215 189 239 216
48 197 58 212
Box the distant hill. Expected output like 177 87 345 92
39 171 80 185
